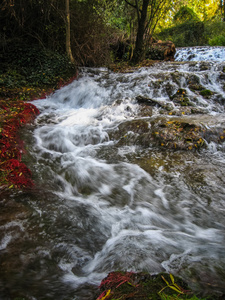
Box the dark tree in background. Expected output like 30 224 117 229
125 0 173 63
65 0 74 63
0 0 223 67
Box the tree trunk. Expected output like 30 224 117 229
132 0 150 63
65 0 74 63
224 0 225 21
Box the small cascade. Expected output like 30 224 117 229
175 46 225 62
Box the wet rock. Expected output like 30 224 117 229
165 83 175 98
109 119 151 147
136 95 163 107
201 127 225 144
214 95 225 105
171 71 182 85
199 62 211 71
109 111 225 152
136 95 174 112
151 115 225 150
189 83 205 91
151 119 206 150
218 73 225 80
171 89 192 106
187 74 200 86
190 107 208 114
199 89 214 98
164 103 174 111
139 104 153 117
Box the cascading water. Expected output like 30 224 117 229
175 46 225 62
1 47 225 300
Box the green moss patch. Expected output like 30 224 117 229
199 89 214 98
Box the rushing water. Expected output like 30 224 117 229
1 47 225 300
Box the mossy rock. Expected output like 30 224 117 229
188 84 204 91
136 95 164 108
199 62 210 71
180 97 191 106
199 89 214 98
109 119 151 147
171 88 188 99
187 74 200 85
151 120 205 151
170 89 192 107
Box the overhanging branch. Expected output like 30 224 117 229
124 0 137 9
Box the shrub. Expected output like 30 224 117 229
1 45 76 88
157 21 206 47
209 34 225 46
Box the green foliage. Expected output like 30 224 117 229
156 2 225 47
1 46 76 88
157 20 206 47
159 274 186 295
156 5 207 47
202 15 225 46
209 34 225 46
174 6 200 24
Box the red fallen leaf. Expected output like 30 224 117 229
3 159 34 188
99 271 136 290
0 99 39 189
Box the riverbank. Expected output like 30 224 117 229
0 76 77 190
0 46 78 190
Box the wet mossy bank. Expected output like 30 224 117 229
0 47 78 190
95 271 225 300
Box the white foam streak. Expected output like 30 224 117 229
175 46 225 62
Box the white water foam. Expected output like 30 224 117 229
20 50 225 298
175 46 225 62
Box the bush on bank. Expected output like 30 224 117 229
1 45 77 89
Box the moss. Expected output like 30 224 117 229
170 89 192 107
199 89 214 97
171 88 187 99
180 97 191 106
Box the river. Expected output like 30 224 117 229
0 47 225 300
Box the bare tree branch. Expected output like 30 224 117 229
135 0 140 22
124 0 137 9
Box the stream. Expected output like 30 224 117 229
0 47 225 300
